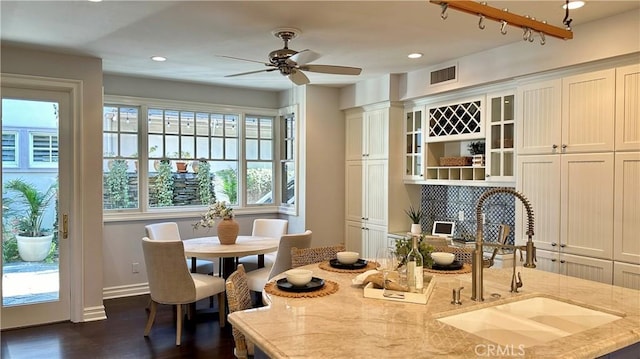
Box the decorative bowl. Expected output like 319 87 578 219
336 251 360 265
285 269 313 286
431 252 456 265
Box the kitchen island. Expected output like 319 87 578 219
228 265 640 358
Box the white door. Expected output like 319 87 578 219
1 86 71 328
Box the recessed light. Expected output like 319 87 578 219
88 0 103 2
408 53 423 59
562 1 585 10
151 56 167 62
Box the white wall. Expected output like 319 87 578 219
1 45 105 322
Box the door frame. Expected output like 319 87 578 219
1 73 83 326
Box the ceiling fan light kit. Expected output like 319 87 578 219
430 0 574 45
220 27 362 85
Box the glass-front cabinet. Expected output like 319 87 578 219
486 91 515 182
404 107 423 180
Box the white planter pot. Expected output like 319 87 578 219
410 223 422 235
16 234 54 262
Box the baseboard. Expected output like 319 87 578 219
103 283 149 300
83 305 107 322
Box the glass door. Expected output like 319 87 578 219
1 86 71 328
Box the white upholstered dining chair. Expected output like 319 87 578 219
246 230 312 294
145 222 216 275
141 237 226 346
238 219 288 271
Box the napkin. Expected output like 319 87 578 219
352 270 409 292
352 269 378 285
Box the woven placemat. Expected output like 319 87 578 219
318 260 378 273
264 279 339 298
424 263 472 274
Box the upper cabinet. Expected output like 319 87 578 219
345 108 388 161
485 90 515 182
404 106 424 180
426 96 484 142
615 64 640 151
517 69 616 155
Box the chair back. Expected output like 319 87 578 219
251 219 288 239
291 244 346 268
268 230 312 280
226 264 254 358
145 222 181 241
141 237 196 304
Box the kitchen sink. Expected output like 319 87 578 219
437 296 623 348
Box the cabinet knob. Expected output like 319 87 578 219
552 144 558 149
562 144 567 149
551 242 557 247
560 260 566 264
560 244 566 248
485 174 490 178
551 259 557 262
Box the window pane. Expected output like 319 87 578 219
103 133 118 157
2 133 17 163
245 139 258 160
211 138 223 159
148 109 164 134
181 112 195 135
32 134 58 163
181 137 194 159
103 107 118 131
225 116 238 137
149 136 163 158
259 140 272 160
196 113 210 136
282 161 295 205
104 158 138 209
120 134 138 157
165 135 179 158
260 118 272 138
196 137 209 159
165 110 179 134
119 107 138 133
226 138 238 160
247 161 273 205
212 161 238 205
246 117 258 139
212 114 224 136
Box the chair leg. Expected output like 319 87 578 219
176 304 183 346
144 300 157 336
218 292 226 328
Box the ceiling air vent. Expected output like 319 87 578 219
430 65 457 85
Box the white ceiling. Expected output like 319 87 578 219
2 1 638 91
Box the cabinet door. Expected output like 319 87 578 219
613 261 640 290
365 160 388 226
560 253 613 285
613 152 640 263
516 155 560 251
517 79 562 155
486 91 515 182
404 108 423 180
345 220 364 254
561 153 614 259
364 224 388 260
345 112 364 160
535 249 561 274
365 108 388 160
562 69 615 153
345 161 364 222
615 64 640 151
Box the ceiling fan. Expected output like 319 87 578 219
220 28 362 86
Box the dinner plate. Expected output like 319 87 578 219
431 260 463 271
276 277 325 292
329 258 368 270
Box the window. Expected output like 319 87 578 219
2 132 18 167
245 115 274 205
103 96 281 214
281 114 295 206
30 133 58 167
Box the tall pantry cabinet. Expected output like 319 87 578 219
516 65 640 289
345 102 414 258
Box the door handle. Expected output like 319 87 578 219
62 214 69 239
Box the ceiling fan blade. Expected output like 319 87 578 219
225 68 277 78
217 55 270 65
287 49 321 66
299 64 362 76
288 69 310 85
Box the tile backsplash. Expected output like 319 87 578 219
420 185 516 245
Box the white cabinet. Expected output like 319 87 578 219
345 160 387 226
517 69 616 155
613 261 640 290
345 108 388 161
485 90 515 182
536 250 613 285
345 221 387 259
517 153 614 259
615 64 640 151
404 107 424 180
613 152 640 264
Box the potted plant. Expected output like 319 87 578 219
193 201 238 244
404 205 423 234
468 141 486 167
4 178 57 261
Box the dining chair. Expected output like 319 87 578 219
291 244 346 268
238 219 289 271
225 264 255 359
141 237 226 346
246 230 313 294
145 222 216 275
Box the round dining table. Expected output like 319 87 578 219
183 235 279 278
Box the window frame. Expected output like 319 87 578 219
2 131 19 168
103 95 282 220
29 131 58 168
278 105 298 215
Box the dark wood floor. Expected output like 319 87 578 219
1 295 236 359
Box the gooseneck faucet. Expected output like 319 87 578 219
471 187 536 302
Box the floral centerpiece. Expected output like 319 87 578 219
193 201 238 244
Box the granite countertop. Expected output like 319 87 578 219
228 265 640 358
